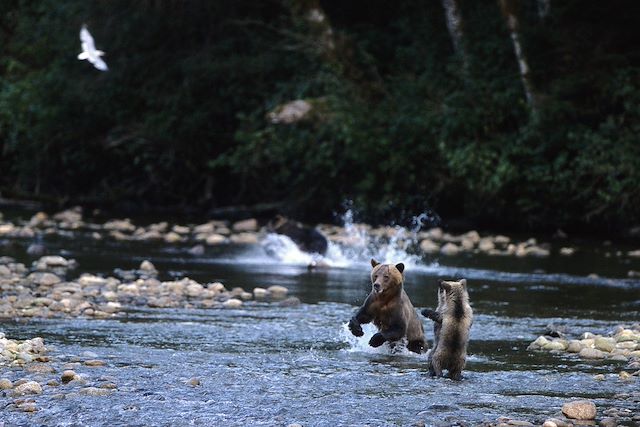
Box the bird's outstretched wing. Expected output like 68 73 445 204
79 25 96 52
92 57 108 71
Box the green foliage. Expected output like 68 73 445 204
1 0 639 230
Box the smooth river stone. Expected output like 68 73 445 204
594 337 616 352
579 348 606 359
566 340 582 353
543 340 567 351
13 381 42 395
562 400 597 420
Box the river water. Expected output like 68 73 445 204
1 215 639 426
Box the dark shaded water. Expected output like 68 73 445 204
1 228 640 426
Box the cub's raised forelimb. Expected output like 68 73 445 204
421 308 442 323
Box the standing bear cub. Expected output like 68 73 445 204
348 259 426 354
421 279 473 380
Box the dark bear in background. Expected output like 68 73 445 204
421 279 473 380
348 259 426 354
267 215 328 255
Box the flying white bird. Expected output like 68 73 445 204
78 25 108 71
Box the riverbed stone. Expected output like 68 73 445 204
562 400 597 420
103 218 135 232
187 244 205 256
172 225 190 234
18 401 38 412
84 359 106 367
419 239 440 254
100 382 117 389
460 238 475 251
530 336 549 348
580 348 606 359
618 371 632 380
595 337 616 352
139 260 157 274
230 232 259 244
440 243 460 256
185 283 204 297
80 386 112 396
28 272 61 286
204 233 226 245
627 249 640 258
61 370 78 383
0 378 13 389
543 339 568 351
610 354 628 362
559 247 575 256
53 206 82 223
615 330 638 342
267 285 288 299
478 238 495 252
567 340 582 353
13 381 42 396
223 298 243 308
26 363 55 374
187 377 200 387
232 218 258 232
253 287 268 299
164 231 183 243
278 297 301 307
599 417 618 427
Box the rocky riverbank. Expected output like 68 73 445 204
2 206 628 261
527 325 640 391
0 255 295 320
0 332 118 412
441 396 640 427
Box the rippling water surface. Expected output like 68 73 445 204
1 217 639 426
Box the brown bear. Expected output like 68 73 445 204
421 279 473 380
267 215 328 255
348 259 426 354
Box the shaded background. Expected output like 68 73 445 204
1 0 639 231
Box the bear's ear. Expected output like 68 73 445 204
395 263 405 273
370 259 380 268
459 278 467 288
439 280 452 292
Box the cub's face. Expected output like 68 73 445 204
370 259 404 295
438 279 467 303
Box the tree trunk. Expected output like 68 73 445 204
441 0 466 61
498 0 538 114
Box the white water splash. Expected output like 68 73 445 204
258 209 434 269
330 209 427 268
261 233 350 267
339 322 429 358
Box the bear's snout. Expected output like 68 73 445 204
373 283 381 292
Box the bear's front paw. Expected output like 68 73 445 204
369 333 386 347
421 308 437 320
348 318 364 337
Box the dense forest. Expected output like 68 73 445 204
1 0 639 231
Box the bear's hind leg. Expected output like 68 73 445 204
427 354 442 377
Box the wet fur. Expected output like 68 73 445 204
422 279 473 380
348 259 426 354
